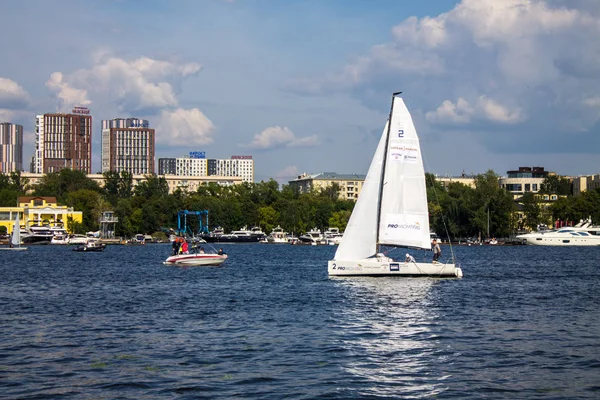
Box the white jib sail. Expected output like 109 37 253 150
378 97 431 250
11 214 20 247
333 121 389 261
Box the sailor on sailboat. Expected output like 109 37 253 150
328 92 463 278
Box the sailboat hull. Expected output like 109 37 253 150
328 259 463 278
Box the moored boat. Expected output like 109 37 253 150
72 239 106 252
266 225 288 244
516 218 600 246
22 225 53 245
299 227 323 244
202 226 260 243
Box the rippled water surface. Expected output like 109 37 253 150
1 244 599 399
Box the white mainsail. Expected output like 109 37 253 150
378 97 431 250
11 214 21 247
333 122 389 261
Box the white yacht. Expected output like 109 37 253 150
51 234 69 245
517 218 600 246
249 226 267 241
299 227 323 244
323 227 343 245
50 224 69 245
23 225 53 245
266 225 288 244
68 234 89 245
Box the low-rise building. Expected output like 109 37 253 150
288 172 366 200
436 175 476 188
20 172 242 195
0 196 83 234
499 166 552 199
572 174 600 196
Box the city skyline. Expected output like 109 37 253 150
1 0 599 182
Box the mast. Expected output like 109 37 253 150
375 91 401 253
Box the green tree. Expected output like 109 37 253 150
134 174 169 199
328 210 352 231
65 189 103 232
540 175 571 196
258 206 279 233
520 192 542 230
33 169 101 203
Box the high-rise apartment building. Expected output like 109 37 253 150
158 153 254 183
0 122 24 173
34 107 92 174
101 118 155 175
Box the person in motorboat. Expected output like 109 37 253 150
181 240 189 254
172 238 180 255
218 248 224 255
432 239 442 263
405 253 416 263
199 246 205 254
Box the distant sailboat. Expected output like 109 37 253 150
1 213 28 251
327 92 462 277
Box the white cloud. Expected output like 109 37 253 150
156 108 215 146
0 77 30 109
426 96 523 124
244 126 319 150
46 55 202 114
286 0 600 156
274 165 300 180
583 97 600 107
46 72 91 111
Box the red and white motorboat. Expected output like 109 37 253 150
164 252 227 266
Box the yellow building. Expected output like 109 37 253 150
0 196 83 234
288 172 366 201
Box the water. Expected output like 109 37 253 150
1 244 599 399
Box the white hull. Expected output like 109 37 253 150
267 237 288 244
164 254 227 266
328 258 462 278
0 247 28 251
518 236 600 246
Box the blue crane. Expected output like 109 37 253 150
176 210 210 238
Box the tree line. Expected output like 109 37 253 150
0 169 599 239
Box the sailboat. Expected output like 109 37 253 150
328 92 463 278
1 213 28 251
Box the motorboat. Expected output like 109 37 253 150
72 239 107 252
299 227 323 244
249 226 267 241
324 227 343 245
50 234 69 245
516 218 600 246
68 234 89 245
164 244 227 266
203 226 260 243
266 225 288 244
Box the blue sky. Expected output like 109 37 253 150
1 0 599 182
